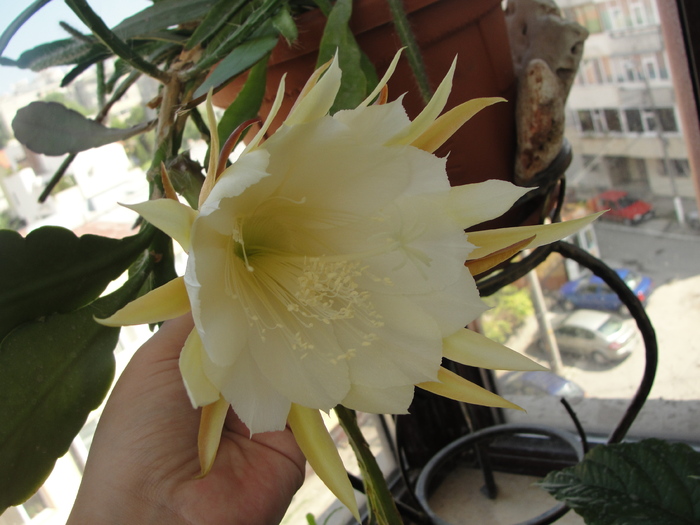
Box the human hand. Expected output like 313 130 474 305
67 315 306 525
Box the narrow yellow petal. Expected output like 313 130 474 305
411 97 504 153
466 212 604 260
465 236 534 277
160 162 178 201
284 55 341 127
418 367 523 411
124 200 197 252
198 396 229 477
386 56 457 146
199 91 220 207
180 328 221 408
289 57 333 113
243 74 287 154
360 48 403 107
96 276 190 326
287 404 360 521
443 328 547 371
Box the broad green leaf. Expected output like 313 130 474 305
0 226 153 341
540 439 700 525
12 101 152 155
112 0 217 40
315 0 375 113
187 0 283 78
193 32 277 101
215 55 268 146
272 4 298 44
0 272 149 513
10 0 217 71
13 38 95 71
185 0 248 50
0 0 53 56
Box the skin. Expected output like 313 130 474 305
67 315 306 525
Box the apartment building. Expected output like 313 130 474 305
559 0 696 202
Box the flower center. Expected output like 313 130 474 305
225 223 384 359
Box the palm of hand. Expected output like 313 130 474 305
69 316 305 525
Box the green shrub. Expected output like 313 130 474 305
480 285 534 344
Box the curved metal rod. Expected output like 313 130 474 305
552 240 658 444
476 244 555 297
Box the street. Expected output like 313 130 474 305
503 222 700 442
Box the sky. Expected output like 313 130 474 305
1 0 150 95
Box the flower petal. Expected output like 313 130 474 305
179 328 221 407
466 212 604 260
206 349 292 434
341 383 415 414
243 74 287 154
287 404 360 522
289 57 333 113
359 48 403 107
197 396 229 477
443 328 547 371
386 56 457 146
418 367 522 410
199 92 221 206
97 276 190 326
284 54 341 127
248 304 351 411
464 236 534 277
411 97 505 153
411 267 487 336
125 199 198 252
448 180 530 229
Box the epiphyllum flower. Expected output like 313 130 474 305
100 52 598 518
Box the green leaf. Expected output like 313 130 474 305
540 439 700 525
10 0 218 71
12 101 153 155
0 0 53 56
186 0 283 79
112 0 218 41
193 32 277 100
315 0 375 113
216 55 268 146
185 0 248 50
0 226 153 341
272 4 298 44
0 271 149 513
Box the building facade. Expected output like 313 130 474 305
559 0 696 202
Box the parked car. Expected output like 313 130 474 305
498 371 584 402
549 309 638 364
559 268 653 312
590 190 654 225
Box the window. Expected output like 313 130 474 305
625 108 644 132
655 108 678 132
604 109 623 131
629 0 648 26
578 109 594 132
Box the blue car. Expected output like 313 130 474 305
559 268 653 312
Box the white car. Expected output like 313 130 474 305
550 309 638 364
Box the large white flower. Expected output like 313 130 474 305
100 52 598 517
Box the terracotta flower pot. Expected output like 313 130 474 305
214 0 517 189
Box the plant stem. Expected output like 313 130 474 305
335 406 403 525
384 0 432 104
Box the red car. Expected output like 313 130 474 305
591 190 654 225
